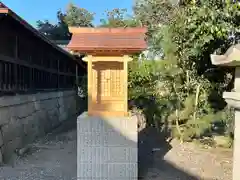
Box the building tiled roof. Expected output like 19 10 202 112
67 27 147 54
0 2 78 62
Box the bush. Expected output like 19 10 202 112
128 55 234 145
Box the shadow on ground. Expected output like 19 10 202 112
138 126 202 180
77 107 204 180
0 113 208 179
129 99 203 179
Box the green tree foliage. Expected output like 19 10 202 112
63 3 94 27
36 13 70 40
134 0 174 27
99 8 140 27
128 57 159 100
132 0 238 142
37 5 138 40
134 0 176 49
36 3 94 40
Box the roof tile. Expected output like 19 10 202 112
67 27 147 54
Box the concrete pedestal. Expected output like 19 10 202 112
77 112 138 180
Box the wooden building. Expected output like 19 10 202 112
0 3 85 95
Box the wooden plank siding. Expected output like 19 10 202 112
0 14 85 95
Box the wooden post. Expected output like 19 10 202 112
123 55 128 116
87 55 93 113
15 35 18 59
15 35 18 91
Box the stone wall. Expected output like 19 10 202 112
0 90 82 163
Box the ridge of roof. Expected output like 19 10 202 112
68 27 147 34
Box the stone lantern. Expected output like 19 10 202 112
211 44 240 180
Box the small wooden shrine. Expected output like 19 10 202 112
67 27 147 117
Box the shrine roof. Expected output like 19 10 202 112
67 27 147 54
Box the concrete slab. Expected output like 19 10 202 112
77 112 138 180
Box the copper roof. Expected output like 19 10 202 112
67 27 147 54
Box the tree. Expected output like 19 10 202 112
63 3 94 27
133 0 177 54
134 0 175 27
36 20 56 37
36 9 71 40
36 19 70 40
36 3 94 40
99 8 140 27
132 0 239 142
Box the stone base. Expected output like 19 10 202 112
233 111 240 180
77 112 138 180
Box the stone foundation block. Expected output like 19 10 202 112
77 112 138 180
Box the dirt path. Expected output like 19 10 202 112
0 124 233 180
139 127 233 180
0 120 77 180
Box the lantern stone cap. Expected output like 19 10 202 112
210 44 240 66
223 92 240 110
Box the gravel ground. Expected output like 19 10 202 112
139 127 233 180
0 120 77 180
0 123 233 180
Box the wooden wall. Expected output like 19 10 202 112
0 15 84 95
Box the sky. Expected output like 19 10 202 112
1 0 133 27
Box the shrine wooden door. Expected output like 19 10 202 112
91 61 125 116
